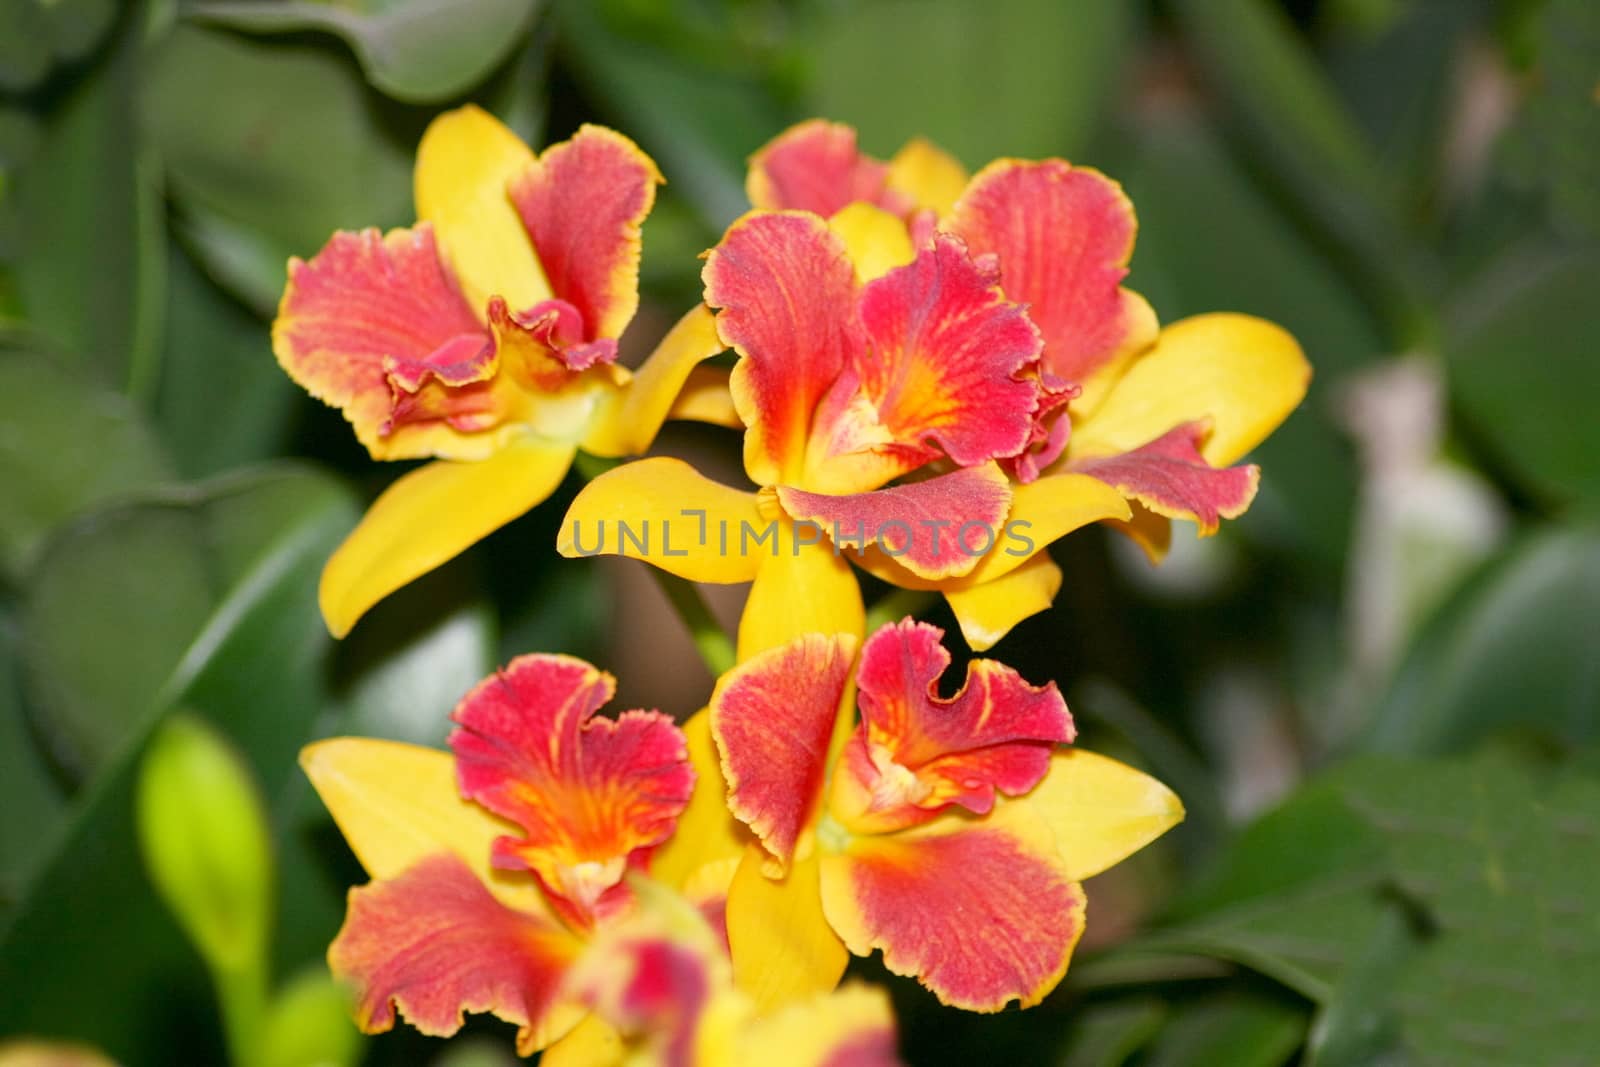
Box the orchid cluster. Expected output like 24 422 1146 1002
274 107 1308 1063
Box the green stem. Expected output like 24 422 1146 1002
864 587 938 634
572 449 737 677
649 567 737 677
214 957 267 1067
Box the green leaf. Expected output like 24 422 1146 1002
1167 0 1429 338
18 467 353 782
1132 777 1391 1002
800 0 1137 164
142 24 416 307
6 17 165 396
153 241 299 477
0 347 175 581
333 560 496 747
1114 115 1382 572
0 610 65 907
189 0 544 103
1304 903 1417 1067
1499 0 1600 238
1340 756 1600 1065
0 464 357 1061
1138 988 1308 1067
1367 525 1600 754
555 0 784 230
1053 996 1169 1067
1446 252 1600 507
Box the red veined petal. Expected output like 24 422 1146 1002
710 634 859 871
329 852 584 1056
273 225 497 460
449 655 693 928
704 210 861 485
951 160 1154 389
746 120 910 218
804 234 1044 492
1070 421 1259 535
818 804 1085 1012
777 464 1012 582
510 125 661 347
829 618 1071 833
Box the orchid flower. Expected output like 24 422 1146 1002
565 878 902 1066
273 106 727 637
558 207 1128 660
742 120 1311 648
695 617 1184 1010
300 653 716 1058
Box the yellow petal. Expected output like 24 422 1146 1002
320 436 576 637
1069 289 1159 420
1106 500 1172 564
557 457 764 583
1071 312 1310 466
538 1014 624 1067
667 363 742 430
827 202 914 284
1019 748 1184 882
736 528 865 661
413 104 550 314
945 553 1063 651
734 983 898 1067
649 709 748 901
582 304 729 457
726 845 848 1012
886 137 969 218
299 738 548 913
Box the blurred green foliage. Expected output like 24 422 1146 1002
1 0 1596 1064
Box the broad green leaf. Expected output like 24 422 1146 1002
189 0 544 103
0 465 357 1061
801 0 1137 164
1340 757 1600 1065
19 467 352 781
1054 996 1169 1067
0 347 175 580
1304 904 1416 1067
1138 989 1308 1067
142 25 416 307
1115 115 1381 572
555 0 784 230
1367 525 1600 754
1167 0 1429 336
0 610 65 908
1132 778 1391 1001
1445 252 1600 506
7 21 165 396
0 2 52 92
153 241 299 477
332 560 496 747
1499 0 1600 238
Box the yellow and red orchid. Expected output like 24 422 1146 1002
739 120 1312 648
300 653 707 1057
558 203 1128 659
699 617 1183 1011
273 105 726 637
565 878 902 1066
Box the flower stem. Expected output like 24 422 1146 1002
649 568 737 677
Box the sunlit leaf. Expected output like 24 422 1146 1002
189 0 544 103
0 347 174 581
802 0 1137 164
